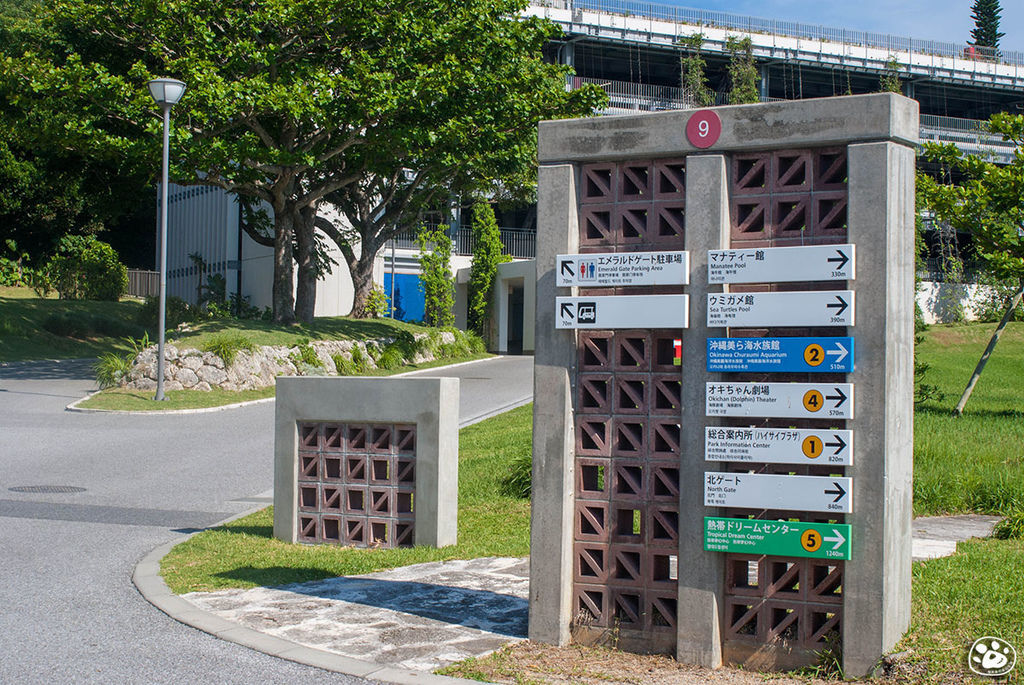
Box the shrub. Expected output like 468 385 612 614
45 235 128 301
331 353 357 375
94 352 133 389
288 340 324 370
136 295 196 330
467 202 511 336
350 344 370 372
364 285 389 319
994 511 1024 539
200 333 256 367
417 225 455 327
41 312 141 339
500 453 532 499
375 343 407 370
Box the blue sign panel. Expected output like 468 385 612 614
707 337 854 373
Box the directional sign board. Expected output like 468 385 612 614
705 427 853 466
704 472 853 513
704 517 852 560
707 337 854 373
706 382 853 419
708 244 855 284
707 291 854 327
556 251 689 287
555 295 689 329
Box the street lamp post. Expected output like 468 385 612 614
146 78 186 401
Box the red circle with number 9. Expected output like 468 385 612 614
686 110 722 149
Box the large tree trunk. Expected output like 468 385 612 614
294 206 318 324
272 207 296 325
348 248 377 318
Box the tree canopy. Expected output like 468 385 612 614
970 0 1004 49
3 0 603 322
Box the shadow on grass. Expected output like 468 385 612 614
211 524 274 538
916 404 1024 419
214 566 528 637
172 316 418 345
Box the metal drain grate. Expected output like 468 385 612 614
9 485 86 494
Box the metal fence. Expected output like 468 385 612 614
127 270 160 298
572 75 696 112
389 226 536 259
533 0 1024 68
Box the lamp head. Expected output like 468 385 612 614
147 78 187 107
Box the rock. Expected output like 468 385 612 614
193 381 212 392
201 352 225 369
163 380 184 392
164 345 179 362
180 354 203 371
197 365 228 385
177 368 199 388
132 378 157 391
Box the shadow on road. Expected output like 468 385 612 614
0 358 97 382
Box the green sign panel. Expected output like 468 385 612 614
704 517 852 560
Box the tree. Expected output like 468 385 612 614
3 0 604 325
970 0 1004 49
417 225 455 328
677 33 714 107
919 113 1024 414
725 36 759 105
879 57 903 94
467 202 512 338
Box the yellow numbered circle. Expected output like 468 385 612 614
800 529 822 552
802 389 824 412
801 435 823 459
803 343 825 367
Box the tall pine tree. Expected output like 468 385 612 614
970 0 1004 49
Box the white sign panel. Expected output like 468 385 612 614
708 244 855 284
556 251 689 287
706 382 854 419
705 427 853 466
704 472 853 513
555 295 689 329
707 290 854 327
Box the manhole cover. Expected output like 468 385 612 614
9 485 86 494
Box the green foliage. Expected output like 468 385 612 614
994 510 1024 539
677 32 714 107
974 274 1024 323
135 295 195 330
375 344 406 370
725 36 759 105
417 225 455 328
287 339 323 371
41 311 139 339
970 0 1004 49
363 285 389 319
467 202 511 338
499 453 532 499
201 333 256 368
44 235 127 301
93 352 132 390
879 56 902 94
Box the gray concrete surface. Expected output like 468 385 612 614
185 557 529 671
912 514 1002 561
0 354 532 682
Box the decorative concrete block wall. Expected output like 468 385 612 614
274 376 459 549
530 94 917 676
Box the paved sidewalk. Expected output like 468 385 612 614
146 514 1002 679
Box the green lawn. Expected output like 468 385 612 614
913 322 1024 516
0 286 145 361
160 404 532 593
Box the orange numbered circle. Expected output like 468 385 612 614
801 435 823 459
802 389 824 412
801 529 822 552
803 343 825 367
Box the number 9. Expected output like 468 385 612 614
698 119 709 137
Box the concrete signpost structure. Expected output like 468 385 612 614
530 93 916 675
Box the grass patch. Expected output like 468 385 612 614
160 403 533 593
914 321 1024 516
168 314 429 351
77 386 277 411
895 538 1024 682
0 286 144 362
200 332 256 367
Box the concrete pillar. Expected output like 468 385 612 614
528 164 579 645
842 141 915 677
676 154 731 667
759 64 770 100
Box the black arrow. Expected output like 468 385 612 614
824 481 847 503
560 260 576 278
825 388 847 408
826 250 850 270
825 295 849 317
824 435 847 454
560 302 575 319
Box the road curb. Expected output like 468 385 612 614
132 511 480 684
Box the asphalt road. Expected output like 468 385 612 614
0 355 533 683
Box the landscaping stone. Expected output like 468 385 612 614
196 365 228 386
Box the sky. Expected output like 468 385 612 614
663 0 1024 53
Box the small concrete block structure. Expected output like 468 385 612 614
274 376 459 548
530 94 917 676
